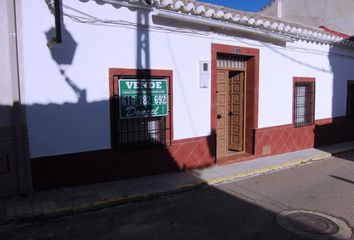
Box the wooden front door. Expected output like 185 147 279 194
216 70 229 158
228 71 245 151
216 70 245 158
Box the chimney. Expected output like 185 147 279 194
277 0 282 18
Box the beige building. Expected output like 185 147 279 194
260 0 354 36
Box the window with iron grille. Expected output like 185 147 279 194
110 71 172 152
294 82 315 127
115 116 167 151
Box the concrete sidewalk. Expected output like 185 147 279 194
1 141 354 224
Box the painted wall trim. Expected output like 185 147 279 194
255 115 354 156
109 68 174 147
211 43 260 156
257 116 347 131
292 76 316 126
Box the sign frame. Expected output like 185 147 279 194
118 78 169 119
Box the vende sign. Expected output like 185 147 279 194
118 79 169 119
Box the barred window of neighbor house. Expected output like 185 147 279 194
294 81 315 127
110 69 172 152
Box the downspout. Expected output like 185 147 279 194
11 0 32 194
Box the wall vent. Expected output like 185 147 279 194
262 145 272 155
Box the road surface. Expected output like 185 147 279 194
1 152 354 240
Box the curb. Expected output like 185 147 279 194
1 148 351 225
1 183 209 225
203 153 332 186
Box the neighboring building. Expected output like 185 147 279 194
1 0 354 196
260 0 354 36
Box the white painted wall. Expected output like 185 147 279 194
20 0 212 157
19 0 354 158
258 41 354 128
0 0 15 126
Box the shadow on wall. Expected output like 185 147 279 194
314 40 354 147
257 37 354 151
27 24 110 156
0 105 16 177
29 4 354 189
24 5 216 190
25 99 215 190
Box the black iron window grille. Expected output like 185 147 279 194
294 82 315 127
113 76 170 151
115 116 167 151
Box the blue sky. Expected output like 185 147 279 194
199 0 273 12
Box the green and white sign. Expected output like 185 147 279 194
118 79 169 119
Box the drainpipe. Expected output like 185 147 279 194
10 0 32 194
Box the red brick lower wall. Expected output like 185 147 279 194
32 116 354 190
31 136 215 190
0 127 14 176
0 126 32 196
169 136 215 169
254 117 354 157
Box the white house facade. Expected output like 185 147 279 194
1 0 354 195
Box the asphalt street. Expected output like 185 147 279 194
1 152 354 240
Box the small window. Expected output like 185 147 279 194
294 81 315 127
347 81 354 119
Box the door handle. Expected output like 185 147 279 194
217 114 222 119
228 112 234 116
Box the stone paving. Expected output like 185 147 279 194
1 141 354 224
